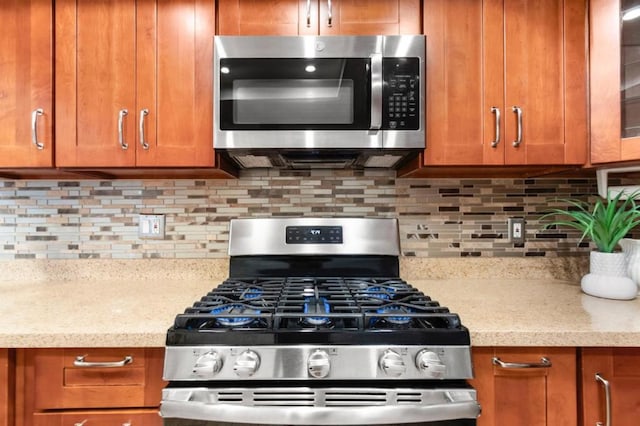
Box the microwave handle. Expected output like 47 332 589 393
370 53 383 130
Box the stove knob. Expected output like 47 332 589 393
192 351 223 377
379 349 406 377
308 350 331 378
415 350 446 379
233 350 260 378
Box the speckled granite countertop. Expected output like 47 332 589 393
2 257 637 348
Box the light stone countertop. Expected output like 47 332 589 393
1 269 639 348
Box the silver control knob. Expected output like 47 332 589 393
233 350 260 378
379 349 406 377
308 350 331 378
415 349 446 379
192 351 223 377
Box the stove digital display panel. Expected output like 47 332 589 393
286 226 343 244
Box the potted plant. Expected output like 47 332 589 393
540 190 640 300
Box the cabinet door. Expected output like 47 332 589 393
0 0 53 167
33 410 161 426
471 347 577 426
0 349 13 426
581 348 640 425
502 0 587 165
136 0 216 166
55 0 137 167
590 0 640 163
218 0 318 35
422 0 491 165
319 0 420 35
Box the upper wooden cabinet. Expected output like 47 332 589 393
0 0 53 167
218 0 421 35
581 348 640 425
471 347 578 426
423 0 587 166
590 0 640 163
55 0 216 168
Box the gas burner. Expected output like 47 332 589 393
302 297 331 326
376 305 413 325
239 287 263 300
364 285 395 300
210 304 261 327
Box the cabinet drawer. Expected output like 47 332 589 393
27 348 165 410
33 409 162 426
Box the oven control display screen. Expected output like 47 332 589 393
286 226 343 244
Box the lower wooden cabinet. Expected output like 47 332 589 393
16 348 165 426
581 347 640 425
471 347 577 426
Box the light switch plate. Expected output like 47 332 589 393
139 214 165 239
508 217 525 244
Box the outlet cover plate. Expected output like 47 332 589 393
139 214 165 239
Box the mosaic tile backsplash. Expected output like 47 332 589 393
0 169 618 260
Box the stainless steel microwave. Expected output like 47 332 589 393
213 35 426 169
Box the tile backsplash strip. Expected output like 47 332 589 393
0 169 623 260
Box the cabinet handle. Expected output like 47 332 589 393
73 354 133 368
492 356 551 369
306 0 312 27
326 0 332 27
118 109 129 150
31 108 45 150
595 373 611 426
512 106 522 147
74 421 87 426
139 109 150 150
490 107 500 148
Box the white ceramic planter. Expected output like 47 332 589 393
581 251 637 300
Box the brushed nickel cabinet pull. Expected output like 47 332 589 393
492 356 551 369
512 106 523 147
490 106 500 148
74 421 87 426
139 109 150 150
118 109 129 150
31 108 44 150
74 354 133 368
306 0 312 27
326 0 333 27
595 373 611 426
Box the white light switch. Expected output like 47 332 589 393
139 214 165 239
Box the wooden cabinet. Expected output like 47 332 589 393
590 0 640 163
581 348 640 425
218 0 421 35
16 348 165 426
422 0 587 166
471 347 577 426
55 0 216 168
0 0 53 168
0 349 14 426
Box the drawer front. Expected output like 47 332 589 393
29 348 164 410
33 409 162 426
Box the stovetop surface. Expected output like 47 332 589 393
167 277 469 346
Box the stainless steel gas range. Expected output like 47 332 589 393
161 218 480 426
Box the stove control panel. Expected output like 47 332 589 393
286 226 343 244
165 346 473 381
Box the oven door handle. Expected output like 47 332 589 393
370 52 383 131
161 389 480 425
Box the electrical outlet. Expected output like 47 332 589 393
508 217 525 243
139 214 165 239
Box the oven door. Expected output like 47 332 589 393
161 386 479 426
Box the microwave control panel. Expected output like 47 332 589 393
382 58 420 130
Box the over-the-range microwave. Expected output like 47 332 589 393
213 35 426 169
